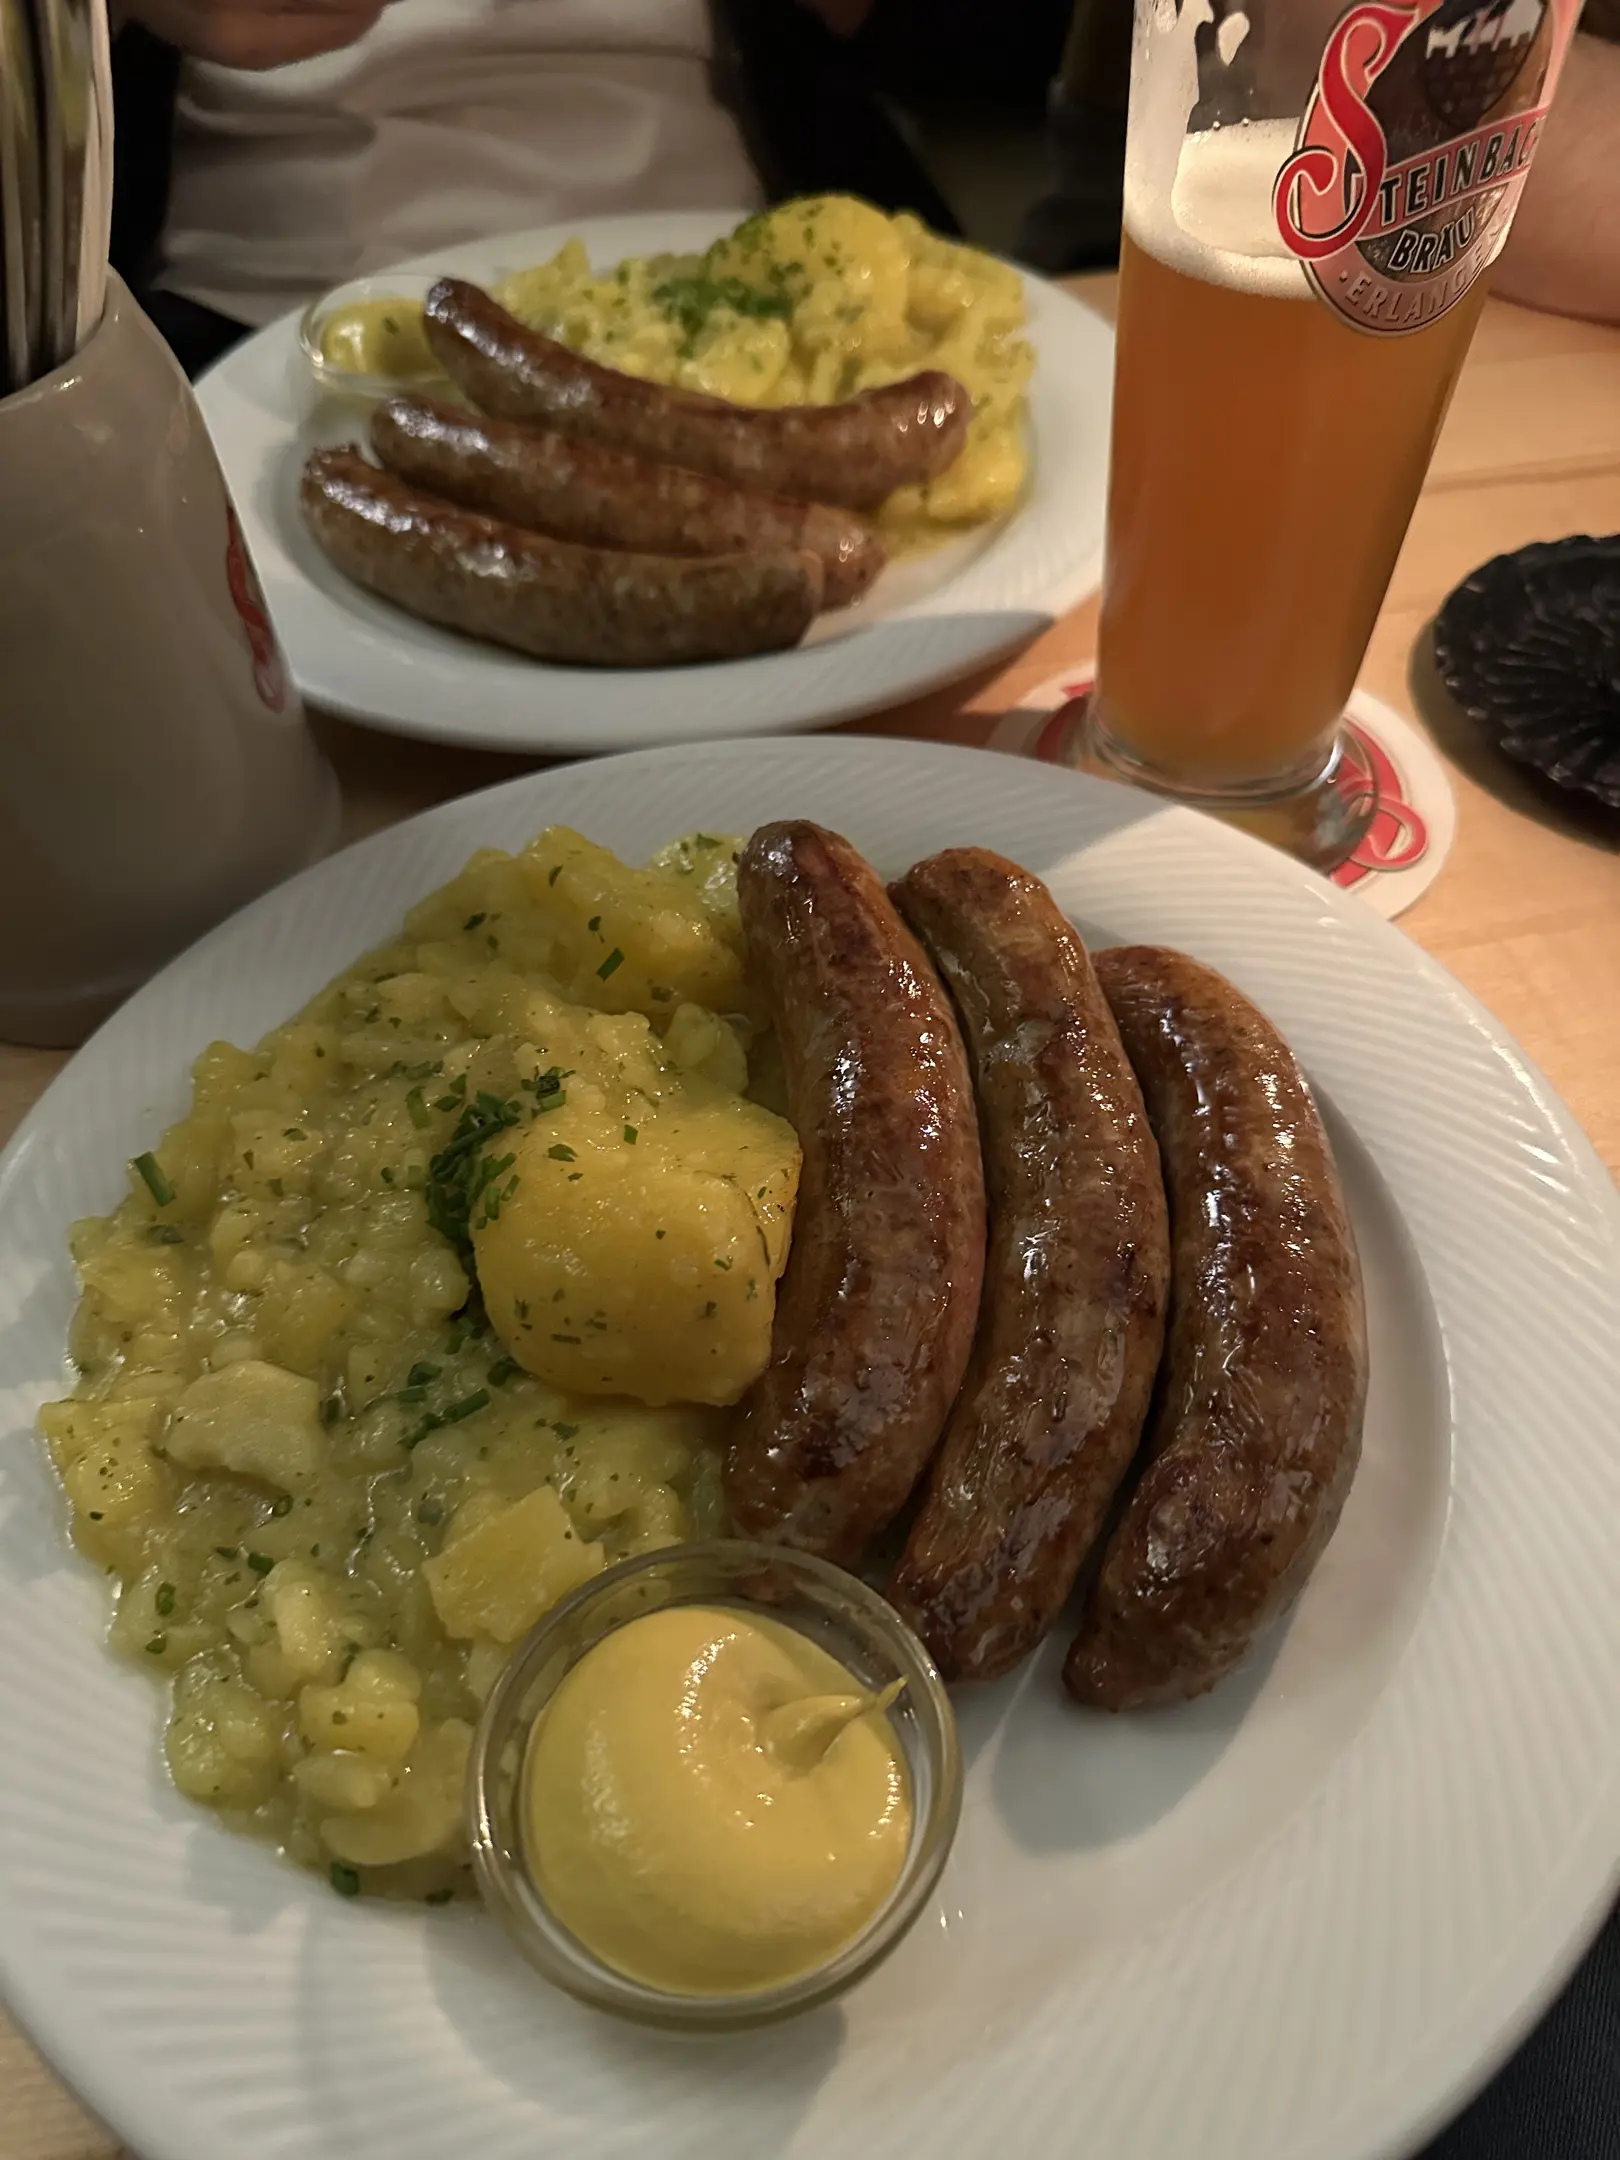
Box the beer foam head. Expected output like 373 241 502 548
1125 117 1312 302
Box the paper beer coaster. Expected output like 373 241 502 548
986 667 1456 922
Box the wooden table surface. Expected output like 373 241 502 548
4 276 1619 2160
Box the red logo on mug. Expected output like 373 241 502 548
224 506 289 713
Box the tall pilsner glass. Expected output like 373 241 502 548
1086 0 1581 866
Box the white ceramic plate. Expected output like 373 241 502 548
195 212 1114 754
3 739 1619 2160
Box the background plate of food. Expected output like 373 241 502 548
2 738 1619 2160
195 203 1113 752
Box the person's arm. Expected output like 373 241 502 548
1492 32 1620 325
112 0 387 70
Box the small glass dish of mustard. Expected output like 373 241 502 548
468 1539 962 2032
297 273 448 401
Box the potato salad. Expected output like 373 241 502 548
41 829 799 1901
496 196 1035 540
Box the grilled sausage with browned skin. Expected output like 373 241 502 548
300 449 823 667
423 279 971 515
725 823 986 1569
372 396 887 610
1064 947 1368 1711
887 852 1170 1682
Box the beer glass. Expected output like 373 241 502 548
1085 0 1580 865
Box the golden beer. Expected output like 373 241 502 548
1093 123 1486 792
1096 230 1485 786
1086 0 1579 859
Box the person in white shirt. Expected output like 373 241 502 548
116 0 763 332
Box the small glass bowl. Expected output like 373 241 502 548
297 272 449 403
467 1538 962 2032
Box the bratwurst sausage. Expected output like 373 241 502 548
1064 947 1367 1711
887 853 1169 1682
372 395 886 609
725 823 986 1569
300 448 823 667
423 279 971 515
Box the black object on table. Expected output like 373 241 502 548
1433 535 1620 810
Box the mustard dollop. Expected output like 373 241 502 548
317 298 438 382
522 1604 911 1995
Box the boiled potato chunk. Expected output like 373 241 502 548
473 1085 799 1407
293 1752 393 1812
299 1649 422 1763
45 1399 178 1569
422 1485 604 1644
266 1562 369 1687
320 1719 473 1867
518 827 744 1020
164 1360 324 1490
167 1676 284 1807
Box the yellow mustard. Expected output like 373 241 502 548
522 1604 911 1995
317 298 438 382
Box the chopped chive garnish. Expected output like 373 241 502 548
246 1552 275 1577
406 1361 440 1389
462 912 486 931
487 1357 521 1387
330 1862 361 1898
623 1125 638 1144
547 865 561 886
440 1388 489 1425
406 1087 431 1129
132 1152 174 1206
596 948 625 980
547 1143 576 1162
269 1495 292 1518
425 1092 522 1276
147 1224 185 1245
144 1635 167 1656
154 1582 175 1617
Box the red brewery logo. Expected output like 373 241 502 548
1273 0 1578 333
1329 719 1429 890
224 505 289 712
